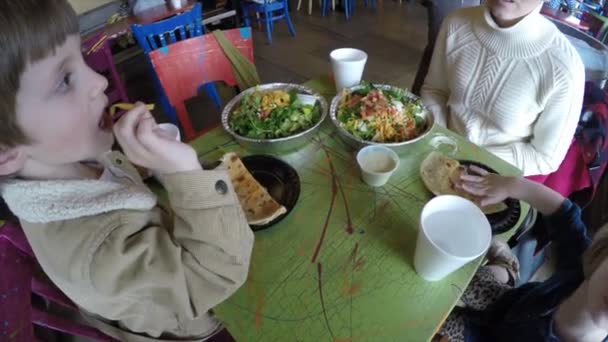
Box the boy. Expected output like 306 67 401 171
0 1 254 341
438 165 608 341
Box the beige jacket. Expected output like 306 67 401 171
0 152 254 341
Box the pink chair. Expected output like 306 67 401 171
526 138 592 198
82 32 129 105
0 222 116 341
528 83 608 205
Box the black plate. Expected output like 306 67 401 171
459 160 521 235
242 155 301 231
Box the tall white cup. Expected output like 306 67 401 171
330 48 368 93
414 195 492 281
152 123 182 179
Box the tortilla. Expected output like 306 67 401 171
222 153 287 225
420 152 508 214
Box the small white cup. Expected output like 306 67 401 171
169 0 183 9
330 48 368 93
414 195 492 281
157 123 181 141
356 145 399 187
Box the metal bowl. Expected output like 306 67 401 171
329 84 434 154
222 83 328 153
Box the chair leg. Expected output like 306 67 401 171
242 7 251 26
153 74 178 124
332 0 335 10
297 0 303 10
344 0 349 18
308 0 313 15
285 9 296 36
322 0 327 16
202 83 222 108
265 11 273 43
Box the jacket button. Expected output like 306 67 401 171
215 180 228 195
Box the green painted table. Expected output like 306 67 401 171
190 78 530 342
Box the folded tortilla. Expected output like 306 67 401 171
420 151 508 214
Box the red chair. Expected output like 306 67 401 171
0 222 116 341
149 28 255 140
82 32 129 105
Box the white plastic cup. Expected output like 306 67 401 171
152 123 181 179
157 123 181 141
356 145 400 187
414 195 492 281
330 48 368 93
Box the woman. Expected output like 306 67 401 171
420 0 585 177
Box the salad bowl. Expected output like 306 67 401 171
330 83 434 154
222 83 328 153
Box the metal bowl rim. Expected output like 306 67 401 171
329 83 434 147
221 83 328 144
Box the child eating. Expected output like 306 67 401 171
0 1 254 340
437 165 607 341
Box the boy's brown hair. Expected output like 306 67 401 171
0 0 79 147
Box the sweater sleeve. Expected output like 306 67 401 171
544 199 591 271
88 170 254 336
484 58 585 176
420 19 450 127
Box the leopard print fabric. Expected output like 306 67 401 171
437 267 513 341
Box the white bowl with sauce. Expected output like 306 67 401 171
356 145 400 187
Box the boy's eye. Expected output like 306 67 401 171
57 73 72 92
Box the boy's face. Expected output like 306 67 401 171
15 34 113 169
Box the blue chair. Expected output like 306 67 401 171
241 0 296 44
322 0 352 18
131 3 221 124
322 0 374 19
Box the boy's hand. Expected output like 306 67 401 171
458 165 516 206
113 103 201 174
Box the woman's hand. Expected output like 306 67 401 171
113 102 201 175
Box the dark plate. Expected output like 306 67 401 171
242 155 301 231
459 160 521 235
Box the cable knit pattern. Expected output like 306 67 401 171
421 5 585 176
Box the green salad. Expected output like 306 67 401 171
337 82 427 143
229 89 322 139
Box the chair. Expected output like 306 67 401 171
241 0 296 44
149 28 255 140
322 0 353 18
0 222 116 341
82 32 129 105
131 2 221 125
297 0 320 15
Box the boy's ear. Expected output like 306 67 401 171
0 148 26 176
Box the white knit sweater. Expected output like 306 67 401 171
421 5 585 176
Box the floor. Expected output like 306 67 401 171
119 0 428 131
